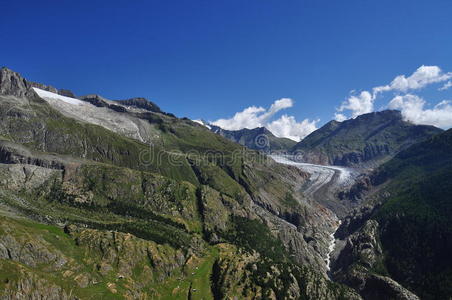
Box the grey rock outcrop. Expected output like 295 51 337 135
0 140 69 170
29 81 58 94
116 97 162 113
332 220 419 300
0 67 37 99
30 81 76 98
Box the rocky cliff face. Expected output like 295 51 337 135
330 129 452 299
116 97 162 113
332 220 419 300
0 67 38 99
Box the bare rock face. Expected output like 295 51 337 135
29 81 58 94
78 94 110 107
30 81 76 98
116 97 162 113
58 89 75 98
0 234 67 269
332 220 419 300
0 218 69 280
360 274 420 300
0 67 37 99
1 271 75 300
0 140 67 170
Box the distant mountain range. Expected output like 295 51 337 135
209 125 297 152
208 110 442 169
0 66 450 300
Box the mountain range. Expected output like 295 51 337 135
209 125 297 152
0 66 450 300
207 111 441 169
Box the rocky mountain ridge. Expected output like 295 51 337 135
209 125 297 152
291 110 442 167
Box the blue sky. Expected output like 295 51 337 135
2 0 452 140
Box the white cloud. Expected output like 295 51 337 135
388 94 452 128
212 98 317 141
266 98 293 116
336 65 452 122
267 115 319 142
439 81 452 91
212 105 268 130
374 65 452 94
334 113 347 122
336 91 374 119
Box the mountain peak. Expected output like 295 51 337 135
292 109 442 166
209 125 296 152
354 109 402 121
116 97 162 113
0 67 36 98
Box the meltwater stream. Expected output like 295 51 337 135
325 220 341 272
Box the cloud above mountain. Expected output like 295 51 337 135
336 65 452 128
373 65 452 94
335 91 373 120
388 94 452 129
212 98 318 141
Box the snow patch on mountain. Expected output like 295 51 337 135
33 87 84 105
33 87 159 144
193 119 212 129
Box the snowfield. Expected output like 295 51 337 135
32 88 159 144
33 87 84 105
192 119 212 129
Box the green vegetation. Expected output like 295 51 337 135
371 129 452 299
0 216 220 299
223 216 289 262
